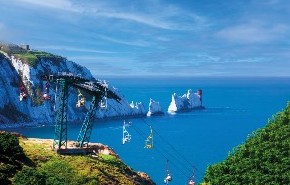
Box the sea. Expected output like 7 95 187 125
5 76 290 185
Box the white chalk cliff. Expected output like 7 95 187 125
168 89 203 112
0 45 146 127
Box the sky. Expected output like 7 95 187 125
0 0 290 77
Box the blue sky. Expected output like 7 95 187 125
0 0 289 77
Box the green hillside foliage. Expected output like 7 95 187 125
0 132 155 185
15 53 38 67
202 102 290 185
14 51 63 67
0 132 27 184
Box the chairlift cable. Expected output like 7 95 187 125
130 124 192 180
140 118 203 177
96 98 201 181
107 102 198 179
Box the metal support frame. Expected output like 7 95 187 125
76 95 99 147
42 73 121 149
53 78 68 149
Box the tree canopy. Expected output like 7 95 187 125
203 102 290 185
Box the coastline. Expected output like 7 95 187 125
0 114 148 129
0 121 48 129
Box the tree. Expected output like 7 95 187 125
0 132 24 160
202 102 290 184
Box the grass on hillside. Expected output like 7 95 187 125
14 51 63 67
17 138 151 185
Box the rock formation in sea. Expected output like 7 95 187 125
168 89 203 112
147 98 164 116
0 43 146 127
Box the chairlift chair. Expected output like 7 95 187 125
144 126 153 149
188 179 195 185
43 93 50 100
164 174 172 184
100 88 108 109
100 97 107 109
76 89 85 108
19 84 28 101
164 160 172 184
42 82 51 100
19 92 28 101
122 121 132 144
188 169 195 185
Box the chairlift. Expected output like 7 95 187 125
144 126 153 149
42 82 50 100
19 92 28 101
122 120 132 144
43 93 50 100
187 168 195 185
53 84 58 111
99 88 108 109
188 179 195 185
164 160 172 184
76 89 85 108
19 83 28 101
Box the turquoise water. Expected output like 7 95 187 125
6 77 290 184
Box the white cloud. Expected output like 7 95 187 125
35 45 116 54
216 22 289 44
13 0 206 31
15 0 81 12
85 2 207 31
96 34 151 47
96 11 174 30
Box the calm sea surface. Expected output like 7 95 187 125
6 77 290 184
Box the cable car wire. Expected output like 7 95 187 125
96 98 202 182
130 123 194 180
140 118 203 177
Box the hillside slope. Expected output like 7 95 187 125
202 102 290 184
0 132 155 185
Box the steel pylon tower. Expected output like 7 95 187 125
76 95 99 147
53 78 69 149
43 73 121 149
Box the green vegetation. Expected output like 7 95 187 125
0 132 24 158
0 132 154 185
202 102 290 185
14 51 63 68
13 166 45 185
31 86 45 106
0 132 27 184
0 44 64 67
15 53 38 67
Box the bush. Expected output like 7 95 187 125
0 172 11 185
0 132 24 160
13 166 46 185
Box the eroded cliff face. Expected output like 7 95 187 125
0 50 145 127
0 52 30 124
